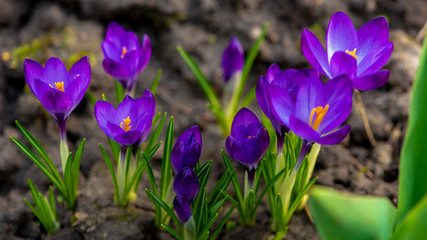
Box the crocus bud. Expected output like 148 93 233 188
221 37 244 83
170 126 202 173
225 108 270 171
102 22 151 93
174 195 193 224
174 167 199 202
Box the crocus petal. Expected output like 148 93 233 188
265 63 281 82
67 56 91 109
256 76 272 119
288 115 320 142
222 36 244 83
23 59 44 96
225 136 248 166
114 129 143 146
316 125 351 145
270 85 295 127
174 168 199 202
102 58 130 79
94 101 116 137
106 22 127 48
352 70 390 90
32 77 52 100
174 196 192 224
40 90 73 121
293 76 325 123
230 108 261 136
43 57 68 87
356 17 390 61
121 50 139 91
357 42 393 76
115 96 138 124
125 31 140 52
137 35 151 71
326 12 357 61
301 29 331 77
102 40 121 61
330 51 357 79
318 95 352 134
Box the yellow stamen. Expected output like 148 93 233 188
121 46 128 59
120 116 132 132
345 48 358 59
248 135 255 139
309 105 329 131
49 82 65 92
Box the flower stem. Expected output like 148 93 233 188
116 147 128 206
183 217 197 240
57 119 69 174
224 72 242 135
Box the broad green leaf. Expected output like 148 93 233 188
308 186 396 240
391 193 427 240
397 36 427 223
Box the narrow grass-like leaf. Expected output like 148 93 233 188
85 90 97 106
162 223 183 240
72 139 86 193
239 86 256 109
63 153 75 209
108 137 121 162
146 189 183 233
145 112 167 152
199 213 218 239
238 22 269 101
100 144 119 202
151 68 162 96
208 169 234 204
114 80 125 105
285 177 317 224
210 205 236 240
176 46 221 108
397 37 427 223
255 168 287 209
222 151 244 205
160 117 174 199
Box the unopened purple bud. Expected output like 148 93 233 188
221 37 244 83
174 195 193 224
225 108 270 170
174 167 199 202
170 126 202 173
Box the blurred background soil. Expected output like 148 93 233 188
0 0 426 239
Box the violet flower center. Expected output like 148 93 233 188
345 48 358 59
120 116 132 132
309 104 330 131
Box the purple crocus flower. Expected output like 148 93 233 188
301 11 393 90
222 37 244 83
174 195 193 224
23 57 91 140
226 108 270 174
256 64 320 153
94 90 155 147
170 125 202 174
270 74 352 171
102 22 151 93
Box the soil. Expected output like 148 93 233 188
0 0 425 239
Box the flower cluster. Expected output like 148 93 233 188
171 126 202 223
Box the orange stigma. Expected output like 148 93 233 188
121 46 128 59
309 105 329 131
120 116 132 132
345 48 357 59
248 135 255 139
49 82 65 92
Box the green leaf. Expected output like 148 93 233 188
114 80 125 105
162 223 183 240
176 46 221 109
85 90 97 106
100 144 119 203
221 151 244 211
397 37 427 223
63 153 75 209
239 86 256 109
72 139 86 194
146 189 183 233
210 205 236 240
238 22 269 101
391 193 427 240
145 112 167 152
308 186 396 240
160 117 174 199
150 68 162 95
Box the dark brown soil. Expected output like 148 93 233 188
0 0 425 239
